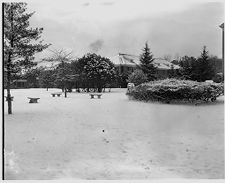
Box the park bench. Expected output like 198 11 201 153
51 93 62 97
90 93 102 99
28 97 40 103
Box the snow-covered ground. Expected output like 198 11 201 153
4 88 224 179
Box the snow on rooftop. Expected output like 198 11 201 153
153 58 180 70
36 60 60 69
36 53 180 70
109 53 180 70
109 53 139 66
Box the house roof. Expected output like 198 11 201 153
110 53 139 66
153 58 180 70
110 53 180 70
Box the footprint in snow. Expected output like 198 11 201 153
103 138 109 143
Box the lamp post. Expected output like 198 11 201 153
219 23 224 76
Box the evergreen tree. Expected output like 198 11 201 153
139 42 156 81
4 2 50 114
39 69 55 90
179 56 198 80
178 47 216 81
77 53 116 92
23 67 43 88
197 46 214 81
168 65 176 78
208 56 222 74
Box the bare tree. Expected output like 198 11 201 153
42 49 74 98
174 53 181 61
163 54 172 62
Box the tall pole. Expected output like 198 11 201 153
219 23 224 76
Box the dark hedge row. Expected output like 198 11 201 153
127 79 224 103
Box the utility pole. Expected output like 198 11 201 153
219 23 224 76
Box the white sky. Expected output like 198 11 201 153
4 0 225 60
28 0 201 22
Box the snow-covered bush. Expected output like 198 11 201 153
213 73 224 83
127 79 224 103
127 69 148 86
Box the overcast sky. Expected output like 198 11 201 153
24 0 224 60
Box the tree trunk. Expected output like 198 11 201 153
7 55 12 114
6 4 14 114
46 87 48 91
7 88 12 114
64 87 67 98
98 87 102 93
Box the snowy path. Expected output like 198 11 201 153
4 88 224 179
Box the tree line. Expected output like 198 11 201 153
175 47 223 82
127 44 224 85
38 51 117 94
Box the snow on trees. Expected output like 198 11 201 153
3 2 50 114
77 53 116 92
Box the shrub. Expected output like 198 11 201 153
127 78 224 103
213 73 224 83
127 69 148 86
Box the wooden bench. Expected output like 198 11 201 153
90 93 102 99
51 93 62 97
28 97 40 103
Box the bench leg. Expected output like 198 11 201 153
91 95 94 99
29 99 36 103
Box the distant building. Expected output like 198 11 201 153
110 53 180 79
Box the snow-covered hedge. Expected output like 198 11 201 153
127 79 224 103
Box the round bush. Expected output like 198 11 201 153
213 73 224 83
127 79 224 103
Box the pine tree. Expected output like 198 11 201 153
139 42 156 81
39 69 55 91
197 46 214 81
169 64 175 78
179 56 197 80
4 2 50 114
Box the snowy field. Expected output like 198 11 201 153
4 88 224 179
